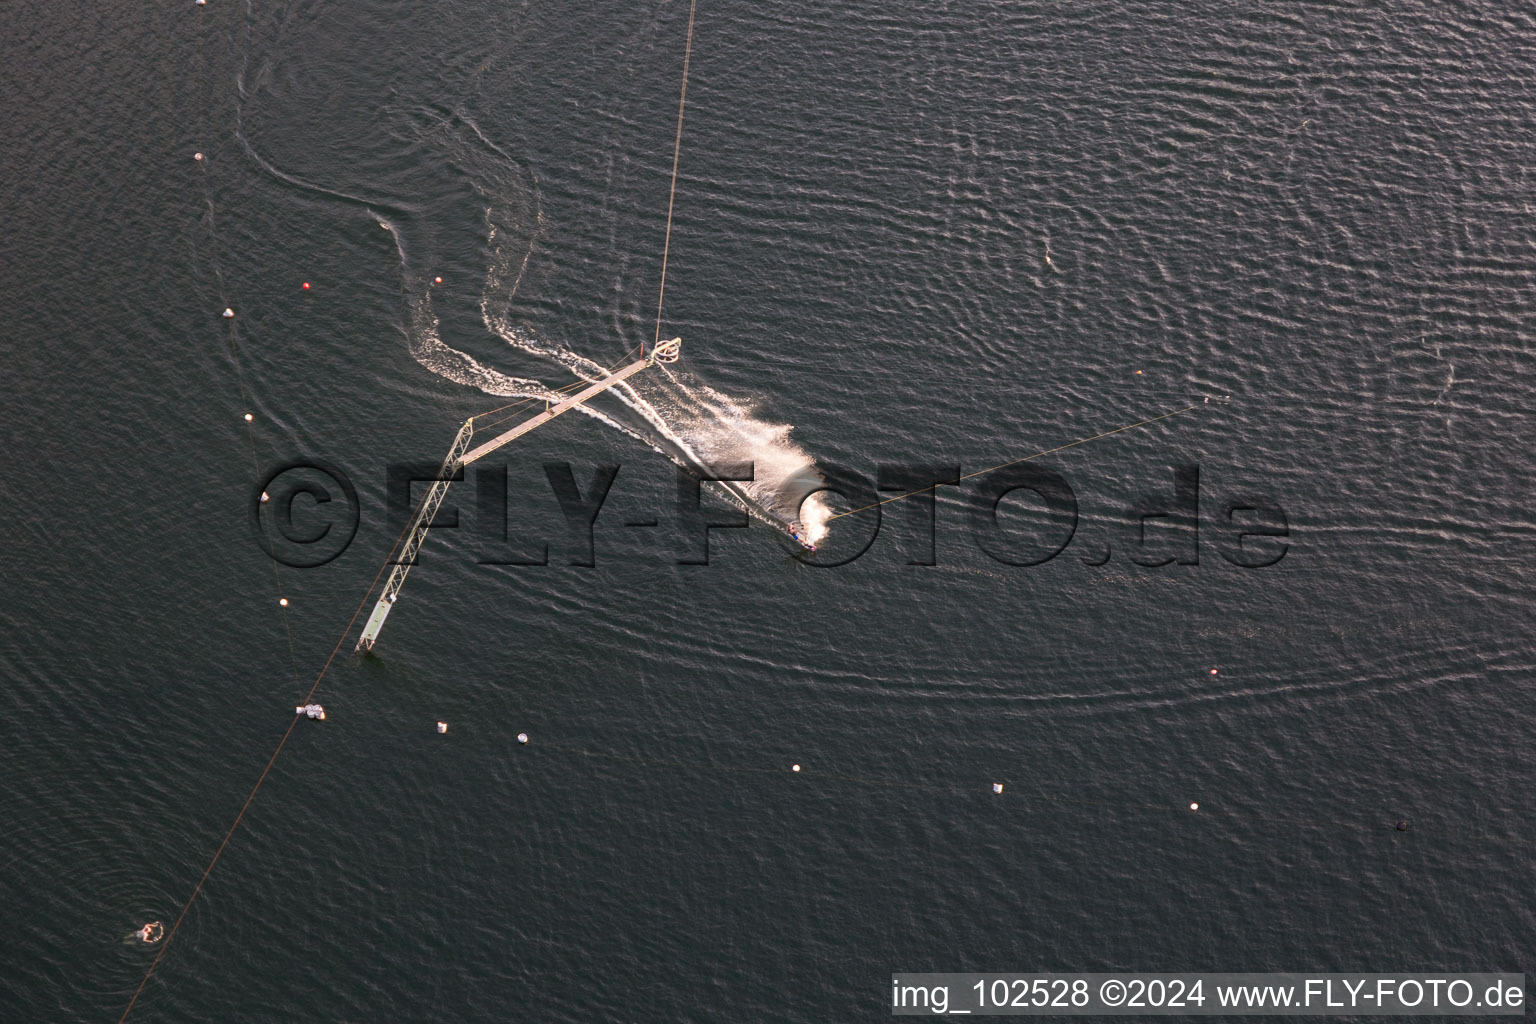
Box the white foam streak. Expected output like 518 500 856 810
402 215 833 545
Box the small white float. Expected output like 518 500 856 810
296 703 325 720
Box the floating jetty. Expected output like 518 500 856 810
356 338 681 652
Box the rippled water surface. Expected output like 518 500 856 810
1 1 1532 1020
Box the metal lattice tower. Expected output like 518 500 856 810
356 340 680 652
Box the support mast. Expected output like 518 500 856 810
356 338 680 651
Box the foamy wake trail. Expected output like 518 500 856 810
400 211 834 546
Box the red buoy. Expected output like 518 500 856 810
302 282 310 290
433 276 443 284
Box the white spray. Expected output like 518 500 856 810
396 210 833 546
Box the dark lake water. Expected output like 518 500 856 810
1 0 1531 1020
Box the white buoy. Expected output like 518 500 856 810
222 308 234 319
993 782 1004 794
792 764 801 773
195 1 206 7
279 598 289 607
260 490 269 503
436 721 447 734
1189 802 1199 811
516 732 528 744
194 151 203 161
244 412 253 422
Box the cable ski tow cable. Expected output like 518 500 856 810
652 0 698 351
117 497 431 1023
